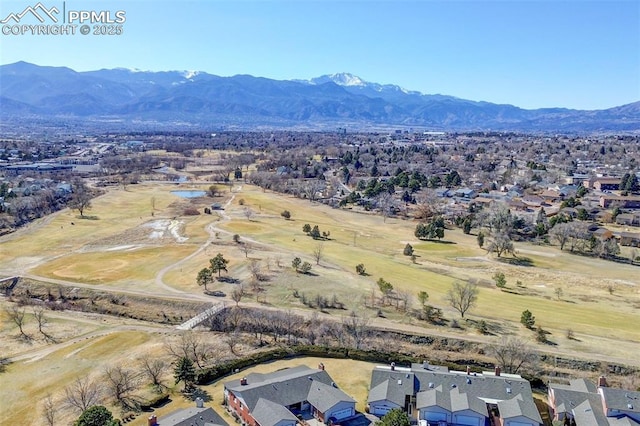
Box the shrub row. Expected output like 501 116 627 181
197 345 422 385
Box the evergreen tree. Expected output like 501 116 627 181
379 409 411 426
196 267 214 291
292 257 302 272
174 356 196 392
521 310 536 329
493 272 507 288
477 231 485 248
209 253 229 277
74 406 118 426
310 225 321 239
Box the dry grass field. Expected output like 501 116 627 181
2 181 638 351
0 298 171 425
214 186 640 343
1 179 639 425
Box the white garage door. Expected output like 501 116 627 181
455 415 480 426
331 408 353 420
425 412 447 422
373 406 391 416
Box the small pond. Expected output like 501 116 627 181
171 190 207 198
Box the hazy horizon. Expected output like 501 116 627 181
1 0 638 110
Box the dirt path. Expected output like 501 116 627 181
8 321 175 363
3 184 639 370
153 185 239 293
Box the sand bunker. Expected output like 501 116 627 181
143 219 188 243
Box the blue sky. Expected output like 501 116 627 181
1 0 638 110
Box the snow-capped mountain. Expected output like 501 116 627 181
308 72 367 87
304 72 421 96
1 61 639 132
181 70 200 80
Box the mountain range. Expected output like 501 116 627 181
1 61 638 132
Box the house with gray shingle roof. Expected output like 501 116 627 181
599 387 640 423
251 398 298 426
223 364 356 426
548 377 640 425
497 394 543 426
368 364 416 415
153 398 228 426
415 385 451 422
368 363 542 426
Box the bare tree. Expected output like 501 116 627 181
396 290 411 313
414 190 446 221
6 305 29 340
566 222 591 252
488 337 538 374
231 285 245 306
302 180 325 202
103 365 141 409
282 310 301 345
446 281 479 318
69 178 93 217
246 309 267 345
487 203 514 235
305 312 322 345
243 207 254 221
165 332 211 369
342 311 370 350
139 354 168 392
250 278 264 302
241 243 252 258
265 310 286 343
487 232 515 258
64 376 102 413
376 191 395 222
549 222 572 250
312 242 324 265
597 238 620 259
33 306 54 341
225 329 241 356
554 287 564 301
248 259 261 281
42 393 56 426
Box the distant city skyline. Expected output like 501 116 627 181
1 0 638 110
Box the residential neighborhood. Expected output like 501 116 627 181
148 363 640 426
1 131 639 426
368 362 542 426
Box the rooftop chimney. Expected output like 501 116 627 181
495 366 501 377
391 362 395 371
318 363 325 371
240 377 248 386
467 366 471 375
598 376 608 387
148 415 158 426
196 397 204 408
423 360 429 370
